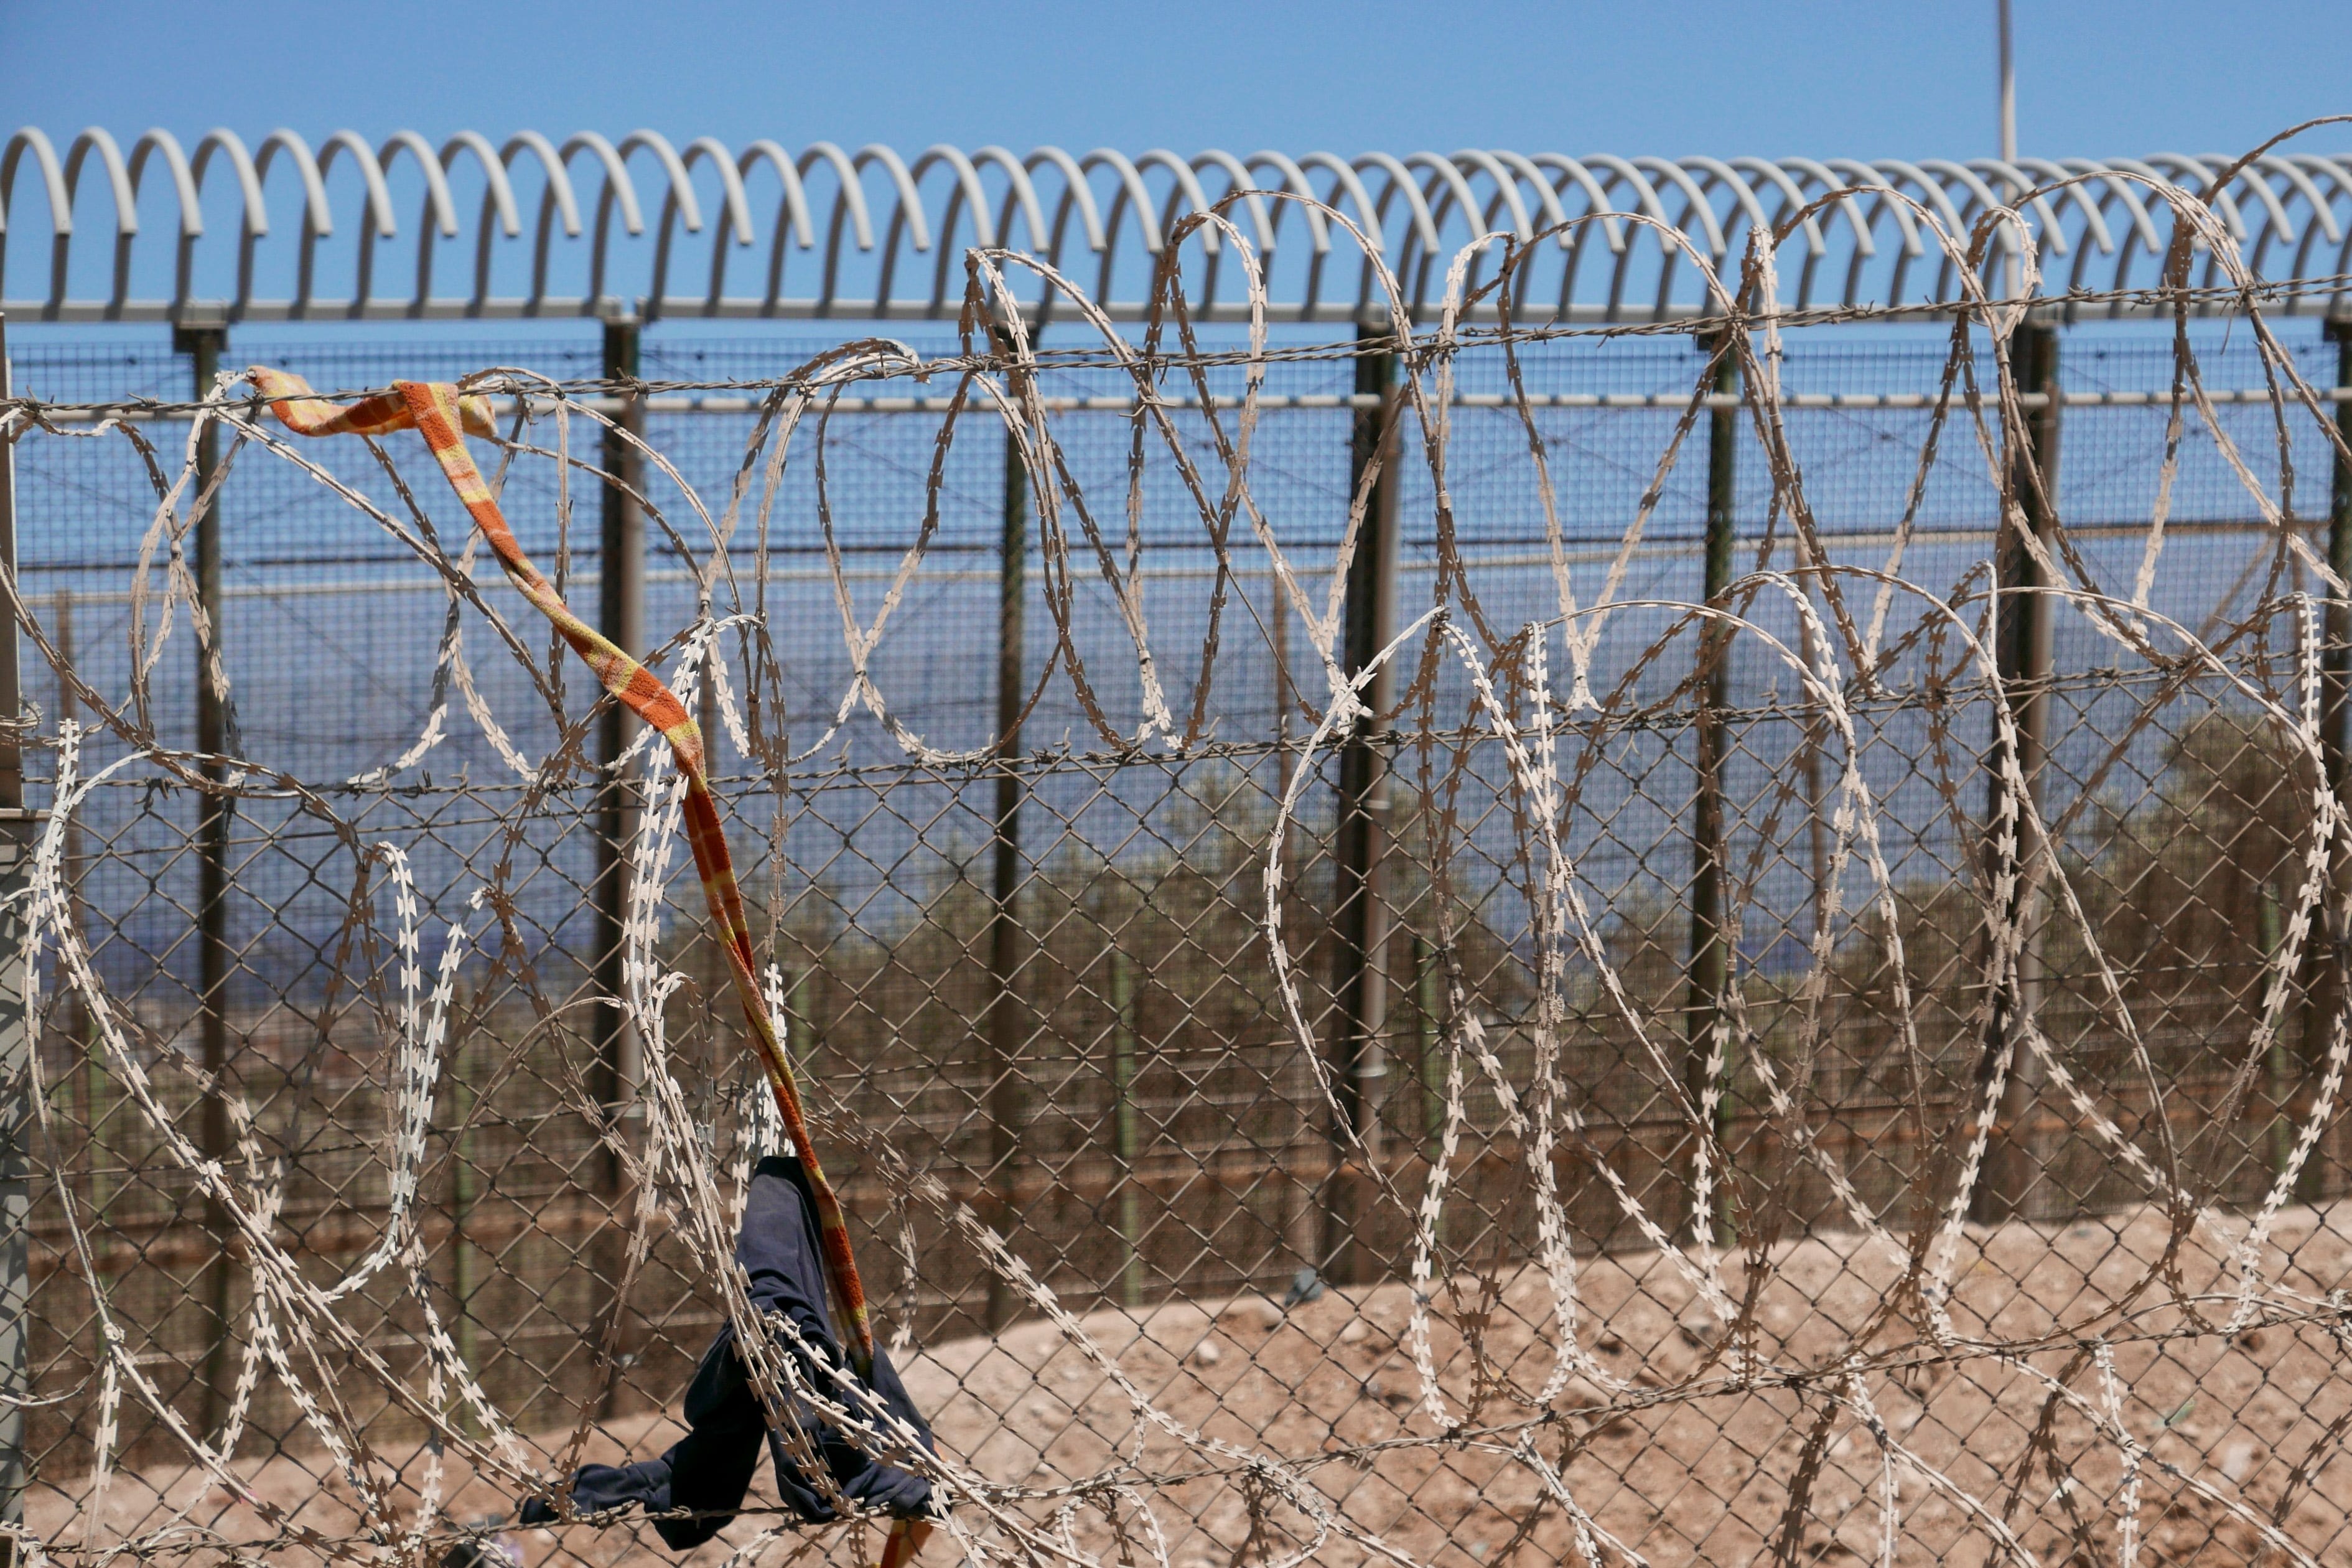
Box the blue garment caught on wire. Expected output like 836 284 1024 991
520 1155 936 1550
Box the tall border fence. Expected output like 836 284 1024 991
7 130 2352 1568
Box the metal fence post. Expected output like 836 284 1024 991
786 968 819 1075
1109 950 1141 1311
449 1037 480 1435
2303 312 2352 1202
1408 933 1443 1249
1270 553 1323 1273
2324 314 2352 848
592 315 645 1164
1975 318 2060 1224
696 660 729 1129
1685 332 1739 1248
52 590 96 1202
590 315 645 1416
984 348 1032 1331
0 314 32 1560
1322 318 1401 1287
171 317 239 1434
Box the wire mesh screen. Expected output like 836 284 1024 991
7 278 2352 1568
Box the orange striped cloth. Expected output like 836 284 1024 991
252 370 928 1568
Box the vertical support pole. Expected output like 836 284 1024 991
2323 317 2352 846
0 314 32 1554
450 1037 480 1435
1410 933 1444 1249
591 316 645 1169
1410 936 1438 1156
1108 951 1141 1311
1271 563 1321 1272
1796 562 1834 946
787 968 818 1076
2302 315 2352 1202
55 592 100 1224
1271 575 1293 763
1975 319 2060 1224
1685 334 1739 1248
983 346 1031 1331
696 662 730 1130
590 317 643 1418
1322 319 1401 1287
172 319 237 1435
2264 884 2292 1178
50 588 110 1480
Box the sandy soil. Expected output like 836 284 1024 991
31 1201 2352 1567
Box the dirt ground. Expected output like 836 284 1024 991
32 1200 2352 1567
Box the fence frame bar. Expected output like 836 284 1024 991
169 318 240 1431
1109 950 1141 1311
1685 331 1740 1248
591 315 646 1146
2321 315 2352 876
589 314 645 1415
2302 312 2352 1200
0 314 28 1564
1322 317 1402 1287
1976 318 2062 1223
983 355 1033 1330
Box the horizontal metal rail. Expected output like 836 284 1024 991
17 384 2352 425
4 520 2313 634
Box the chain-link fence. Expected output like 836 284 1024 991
7 302 2352 1568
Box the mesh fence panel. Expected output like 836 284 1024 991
5 312 2352 1568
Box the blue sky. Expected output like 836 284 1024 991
6 1 2350 159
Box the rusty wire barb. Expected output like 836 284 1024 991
6 139 2352 1568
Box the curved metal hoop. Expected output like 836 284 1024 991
8 131 2352 323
